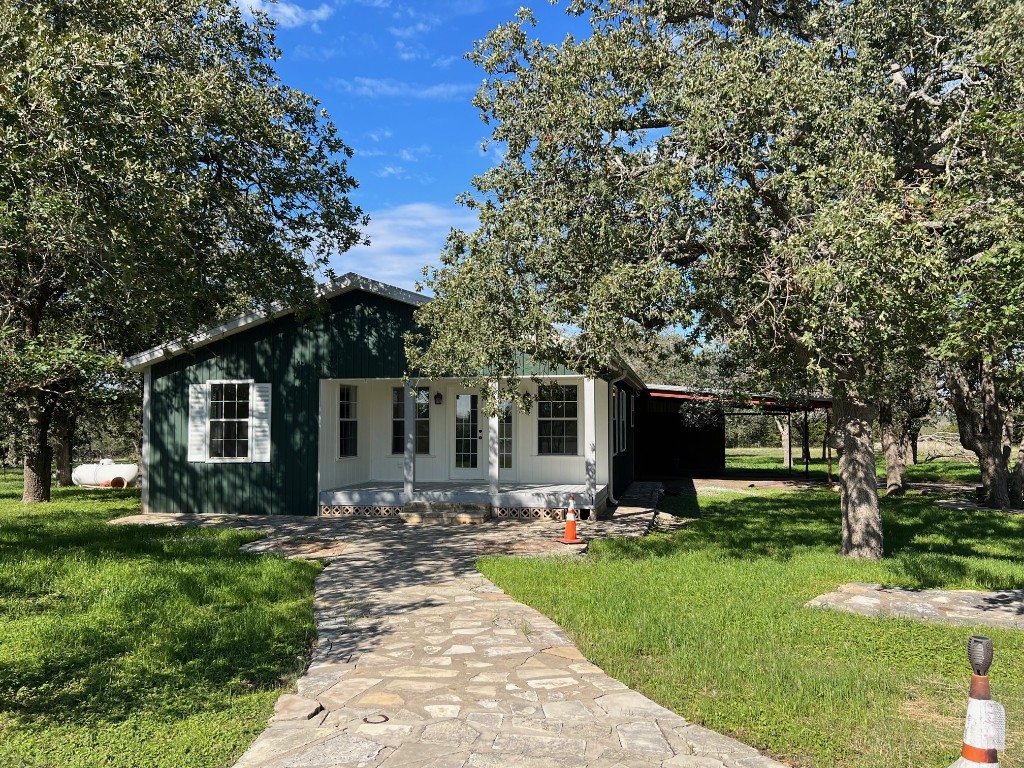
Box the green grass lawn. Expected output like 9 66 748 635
0 473 321 768
479 487 1024 768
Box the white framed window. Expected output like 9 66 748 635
499 400 513 469
611 389 618 455
188 380 271 463
339 385 358 458
619 388 627 451
392 386 430 455
210 382 250 459
538 383 578 455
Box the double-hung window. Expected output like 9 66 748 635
619 389 627 451
338 385 358 457
538 384 578 456
188 380 271 463
611 389 619 455
209 382 250 459
392 387 430 454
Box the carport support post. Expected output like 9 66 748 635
803 408 810 478
403 383 416 501
584 378 597 515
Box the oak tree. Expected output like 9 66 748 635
412 0 1022 558
1 0 366 501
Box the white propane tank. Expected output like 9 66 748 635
71 460 139 488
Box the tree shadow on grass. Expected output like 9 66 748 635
600 487 1024 588
0 514 320 726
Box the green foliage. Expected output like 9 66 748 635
479 486 1024 768
1 0 366 497
411 0 1023 426
0 474 321 767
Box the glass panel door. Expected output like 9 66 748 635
454 393 480 470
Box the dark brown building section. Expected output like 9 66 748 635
635 392 726 479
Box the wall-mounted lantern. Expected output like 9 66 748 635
434 392 443 406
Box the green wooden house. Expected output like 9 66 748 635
125 274 640 519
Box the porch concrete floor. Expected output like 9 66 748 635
320 481 607 509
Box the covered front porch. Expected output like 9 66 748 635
319 481 609 520
317 376 614 519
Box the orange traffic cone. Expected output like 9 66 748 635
949 636 1005 768
557 494 585 544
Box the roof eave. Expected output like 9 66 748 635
123 273 428 372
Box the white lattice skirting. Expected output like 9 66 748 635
318 505 594 521
494 507 569 521
320 505 403 517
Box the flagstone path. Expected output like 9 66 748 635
808 582 1024 631
113 486 786 768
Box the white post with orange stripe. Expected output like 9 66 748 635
950 636 1006 767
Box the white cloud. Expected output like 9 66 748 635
332 77 477 101
376 164 407 178
395 41 427 61
330 202 478 291
398 144 431 162
367 128 393 143
432 55 458 69
239 0 333 29
388 19 437 39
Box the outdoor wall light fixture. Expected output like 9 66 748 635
434 392 443 406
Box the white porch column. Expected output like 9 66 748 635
403 383 416 501
488 386 500 504
584 377 597 510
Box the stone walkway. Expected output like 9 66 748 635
113 487 783 768
808 582 1024 630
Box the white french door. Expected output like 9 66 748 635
450 391 485 479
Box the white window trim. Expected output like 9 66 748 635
206 379 255 464
337 384 358 459
536 382 580 457
619 388 627 451
391 385 431 456
611 389 618 456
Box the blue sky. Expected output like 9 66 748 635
246 0 590 290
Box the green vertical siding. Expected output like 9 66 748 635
148 290 415 516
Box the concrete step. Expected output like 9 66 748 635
400 502 492 525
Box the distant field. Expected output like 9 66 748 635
725 446 981 486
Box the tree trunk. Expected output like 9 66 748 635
774 416 792 469
878 401 906 495
946 360 1011 508
22 392 55 503
906 425 920 465
834 394 883 559
51 408 77 487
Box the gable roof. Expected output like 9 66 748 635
124 272 427 372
